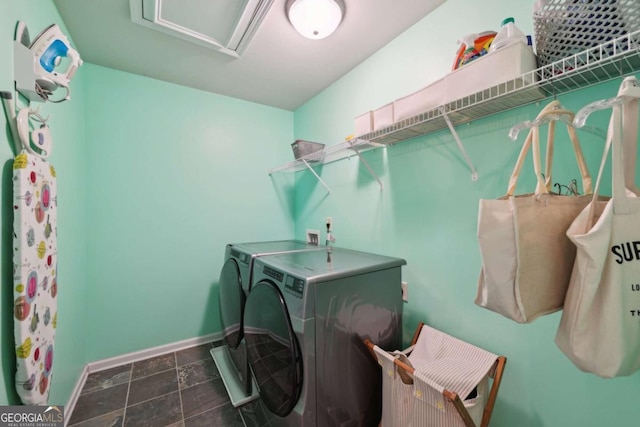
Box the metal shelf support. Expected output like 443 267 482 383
352 148 383 190
440 107 478 181
302 159 331 194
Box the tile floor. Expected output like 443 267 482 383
68 342 273 427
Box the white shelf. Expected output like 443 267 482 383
268 138 383 174
268 138 385 192
269 30 640 178
360 30 640 145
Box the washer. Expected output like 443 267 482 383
244 247 405 426
214 240 322 405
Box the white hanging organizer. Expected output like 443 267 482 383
1 21 82 405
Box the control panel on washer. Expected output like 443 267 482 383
284 275 305 298
263 266 284 282
229 249 251 265
261 266 305 299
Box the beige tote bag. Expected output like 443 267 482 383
476 101 594 323
556 79 640 378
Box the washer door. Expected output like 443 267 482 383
244 280 303 417
218 258 244 350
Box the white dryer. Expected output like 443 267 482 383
244 247 405 426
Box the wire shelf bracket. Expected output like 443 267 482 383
302 158 331 194
353 148 383 190
440 106 478 181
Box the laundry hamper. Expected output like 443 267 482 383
365 323 506 427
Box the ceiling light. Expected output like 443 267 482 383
286 0 345 40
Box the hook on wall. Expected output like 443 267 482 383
573 76 640 128
509 101 606 141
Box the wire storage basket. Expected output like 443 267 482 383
534 0 640 67
291 140 325 162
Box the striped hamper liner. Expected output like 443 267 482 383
372 324 504 427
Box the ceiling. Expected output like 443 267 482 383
52 0 445 111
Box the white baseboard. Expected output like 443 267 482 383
87 332 222 373
64 332 222 425
65 365 88 427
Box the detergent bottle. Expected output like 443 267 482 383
455 33 478 67
489 17 527 53
452 31 497 70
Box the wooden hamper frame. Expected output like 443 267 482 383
364 322 507 427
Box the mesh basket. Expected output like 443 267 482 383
291 140 325 162
533 0 640 67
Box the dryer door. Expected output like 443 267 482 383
218 258 244 349
244 280 303 417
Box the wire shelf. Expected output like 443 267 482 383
362 30 640 145
270 29 640 173
268 138 383 174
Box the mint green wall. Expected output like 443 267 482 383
1 1 88 406
83 65 295 361
3 1 296 404
292 0 640 425
3 0 638 420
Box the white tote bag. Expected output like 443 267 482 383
556 81 640 378
476 101 594 323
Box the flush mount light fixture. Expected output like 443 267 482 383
286 0 345 40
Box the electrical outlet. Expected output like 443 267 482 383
402 281 408 302
306 229 320 246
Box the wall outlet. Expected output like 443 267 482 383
306 229 320 245
402 281 408 302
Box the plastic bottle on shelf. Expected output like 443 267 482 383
489 17 527 53
459 33 479 56
453 31 497 70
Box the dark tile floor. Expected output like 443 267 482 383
68 342 273 427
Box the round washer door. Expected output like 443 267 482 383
244 280 303 417
218 258 244 349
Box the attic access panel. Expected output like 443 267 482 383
130 0 274 58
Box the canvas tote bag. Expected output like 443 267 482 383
476 100 594 323
556 80 640 378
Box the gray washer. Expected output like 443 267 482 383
217 240 323 400
245 247 405 426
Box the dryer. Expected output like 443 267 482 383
213 240 322 406
244 247 405 426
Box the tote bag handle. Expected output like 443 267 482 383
623 95 640 196
507 101 593 197
586 93 640 228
